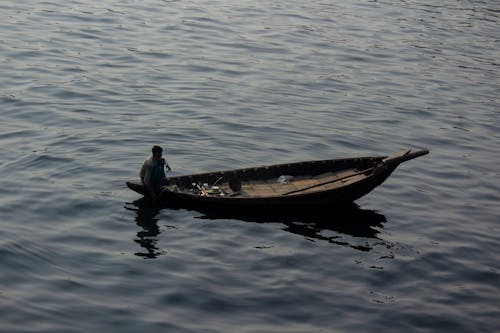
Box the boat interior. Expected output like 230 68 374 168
166 157 383 198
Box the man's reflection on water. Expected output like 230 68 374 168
125 200 164 259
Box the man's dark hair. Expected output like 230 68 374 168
152 145 163 154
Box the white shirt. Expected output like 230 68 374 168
140 155 165 186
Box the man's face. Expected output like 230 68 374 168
153 151 162 161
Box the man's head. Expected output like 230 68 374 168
152 145 163 160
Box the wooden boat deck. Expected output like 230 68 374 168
210 169 368 198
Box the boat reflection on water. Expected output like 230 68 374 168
126 198 387 257
197 204 386 251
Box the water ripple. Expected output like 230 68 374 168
1 0 500 332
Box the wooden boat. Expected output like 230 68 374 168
126 149 428 212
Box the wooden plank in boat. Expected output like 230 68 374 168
281 172 368 195
235 170 366 197
191 168 370 198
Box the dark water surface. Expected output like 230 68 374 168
1 0 499 332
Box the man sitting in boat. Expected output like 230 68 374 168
140 145 171 198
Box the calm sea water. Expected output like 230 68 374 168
1 0 499 332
